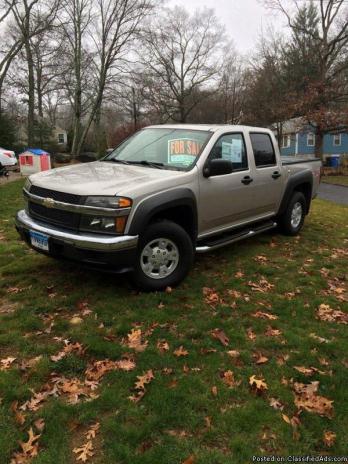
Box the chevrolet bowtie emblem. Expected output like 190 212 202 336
43 197 55 208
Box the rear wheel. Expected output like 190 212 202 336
279 191 306 236
132 220 194 291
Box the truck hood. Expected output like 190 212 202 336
29 161 186 197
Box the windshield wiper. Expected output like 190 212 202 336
127 160 165 169
104 159 131 165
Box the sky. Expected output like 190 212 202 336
168 0 284 54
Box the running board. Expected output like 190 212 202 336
196 221 278 253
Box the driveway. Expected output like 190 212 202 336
318 182 348 206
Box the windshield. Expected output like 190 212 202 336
104 128 212 171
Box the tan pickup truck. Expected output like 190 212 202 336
16 125 322 290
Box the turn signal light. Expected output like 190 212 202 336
115 216 128 233
118 197 132 208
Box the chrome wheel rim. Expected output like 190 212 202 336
140 238 179 280
291 202 303 229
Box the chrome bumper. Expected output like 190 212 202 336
15 209 139 252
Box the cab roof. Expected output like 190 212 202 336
147 124 271 133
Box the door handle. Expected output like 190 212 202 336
241 176 253 185
272 171 281 179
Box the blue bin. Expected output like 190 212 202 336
330 155 340 168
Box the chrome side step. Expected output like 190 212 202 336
195 222 277 254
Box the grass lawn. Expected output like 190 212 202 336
322 176 348 187
1 180 348 464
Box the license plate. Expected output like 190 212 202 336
29 230 49 251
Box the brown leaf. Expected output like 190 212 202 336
33 418 45 432
293 381 334 418
204 416 212 428
317 304 348 324
252 311 278 320
254 353 269 365
86 422 100 440
246 327 256 341
265 326 282 337
234 271 244 278
269 398 284 411
182 456 195 464
11 401 26 426
1 357 16 370
203 287 223 306
211 328 229 346
249 375 268 394
221 370 241 388
125 329 148 352
227 350 240 358
174 346 189 357
134 370 154 391
293 366 325 376
248 278 274 293
211 386 218 396
157 340 170 352
73 441 94 462
323 431 336 447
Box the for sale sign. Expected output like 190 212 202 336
168 139 203 166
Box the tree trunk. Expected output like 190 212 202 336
25 39 35 147
314 129 324 160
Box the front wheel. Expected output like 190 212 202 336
132 220 194 291
279 191 306 236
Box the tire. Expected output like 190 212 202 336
132 220 194 291
279 191 306 236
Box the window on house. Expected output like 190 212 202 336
281 134 291 148
250 133 276 167
333 134 341 146
307 133 315 147
58 133 65 144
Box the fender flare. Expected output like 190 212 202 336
277 170 313 216
128 188 198 239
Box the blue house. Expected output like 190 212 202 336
277 117 348 162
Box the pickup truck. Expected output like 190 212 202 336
15 125 322 290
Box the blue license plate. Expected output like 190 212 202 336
29 230 49 251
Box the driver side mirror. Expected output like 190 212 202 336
203 159 233 178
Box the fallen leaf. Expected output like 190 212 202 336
134 370 154 391
157 340 170 352
1 357 16 370
252 311 278 320
182 455 195 464
125 328 148 352
269 398 284 410
227 350 240 358
11 401 26 426
246 327 256 341
174 346 189 357
254 353 269 365
86 422 100 440
211 328 229 346
317 304 348 324
293 381 334 418
293 366 326 376
323 431 336 447
73 441 94 462
70 316 83 325
221 370 241 388
211 386 218 396
249 375 268 394
265 326 282 337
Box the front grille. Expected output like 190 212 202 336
28 201 81 232
30 186 83 205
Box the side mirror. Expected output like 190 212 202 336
203 159 233 178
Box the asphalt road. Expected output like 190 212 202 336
318 182 348 206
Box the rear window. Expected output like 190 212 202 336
250 133 276 167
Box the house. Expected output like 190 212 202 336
276 117 348 162
53 126 68 149
17 119 68 152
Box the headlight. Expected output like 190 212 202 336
85 196 132 209
24 178 32 192
80 215 128 235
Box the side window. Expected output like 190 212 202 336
209 133 248 171
250 133 276 168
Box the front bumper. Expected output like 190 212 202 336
15 209 139 271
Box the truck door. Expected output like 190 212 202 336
198 132 258 236
248 132 284 215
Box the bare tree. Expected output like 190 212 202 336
8 0 60 145
0 0 22 112
60 0 93 157
141 6 224 123
72 0 154 157
218 46 246 124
